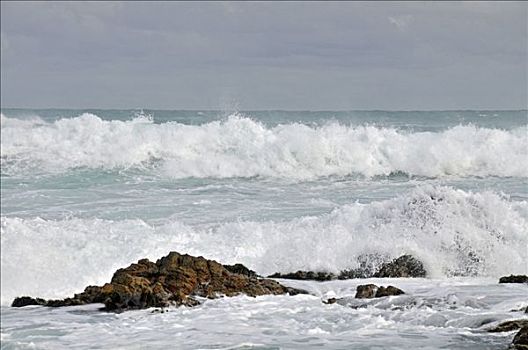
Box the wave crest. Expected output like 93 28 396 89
1 113 527 178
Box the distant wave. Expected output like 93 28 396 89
1 186 526 303
1 113 527 178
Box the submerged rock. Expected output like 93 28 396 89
355 284 405 299
499 275 528 284
513 326 528 349
12 252 308 312
488 319 528 333
373 255 426 278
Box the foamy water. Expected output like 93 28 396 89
1 109 527 349
2 113 527 178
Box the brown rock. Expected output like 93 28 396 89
355 284 378 298
12 251 308 312
375 285 405 297
355 284 405 299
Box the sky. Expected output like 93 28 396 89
1 1 527 110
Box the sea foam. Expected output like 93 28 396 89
1 113 527 178
1 186 526 304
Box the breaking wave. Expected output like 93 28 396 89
1 113 527 179
1 186 526 304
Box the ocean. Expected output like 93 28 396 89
1 109 527 349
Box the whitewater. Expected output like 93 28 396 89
1 109 527 349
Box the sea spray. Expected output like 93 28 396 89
1 186 526 305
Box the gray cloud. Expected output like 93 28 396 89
1 1 526 110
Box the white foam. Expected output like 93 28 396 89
1 186 526 304
1 113 527 178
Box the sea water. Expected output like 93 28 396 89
1 109 527 349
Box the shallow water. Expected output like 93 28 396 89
1 279 527 350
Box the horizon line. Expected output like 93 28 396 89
2 107 527 113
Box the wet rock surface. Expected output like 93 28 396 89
373 255 426 278
12 252 307 312
499 275 528 284
355 284 405 299
488 319 528 333
513 326 528 349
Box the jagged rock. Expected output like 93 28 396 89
11 296 47 307
499 275 528 284
488 319 528 333
513 326 528 349
268 270 336 281
374 255 426 278
223 263 259 278
12 252 308 312
355 284 405 299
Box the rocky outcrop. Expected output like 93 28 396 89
354 284 404 299
373 255 426 278
488 319 528 333
513 326 528 349
499 275 528 284
268 254 426 281
12 252 307 312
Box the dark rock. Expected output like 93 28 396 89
375 285 405 297
499 275 528 284
268 254 426 281
374 255 426 278
488 320 528 333
513 326 528 349
268 270 336 281
355 284 405 299
323 298 337 304
11 296 46 307
355 284 378 298
224 263 259 278
509 305 528 313
12 251 308 312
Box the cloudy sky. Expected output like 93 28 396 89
1 1 527 110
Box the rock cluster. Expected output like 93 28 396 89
354 284 405 299
269 254 426 281
12 252 307 312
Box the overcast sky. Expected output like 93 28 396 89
1 1 527 110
